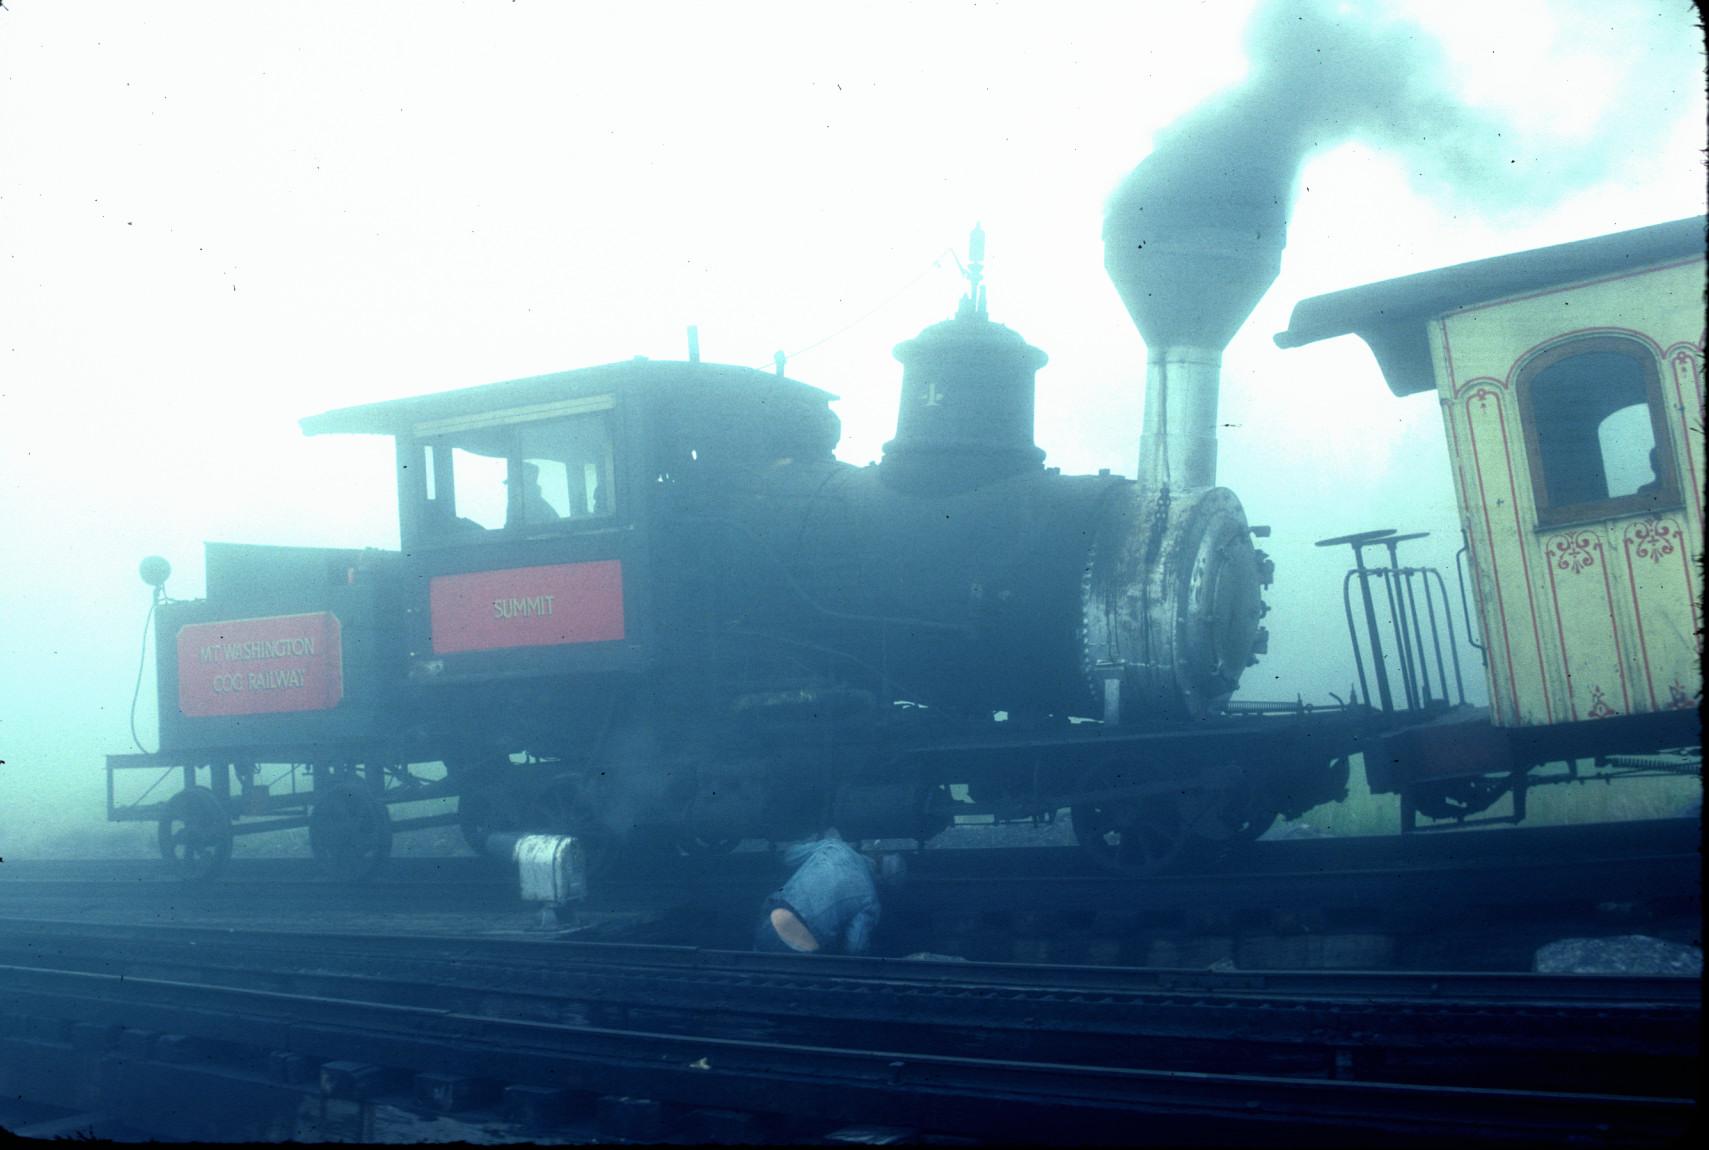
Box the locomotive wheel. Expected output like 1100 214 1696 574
458 788 520 855
309 783 393 882
1198 786 1279 844
675 834 742 857
1071 792 1198 876
157 786 233 881
531 776 616 875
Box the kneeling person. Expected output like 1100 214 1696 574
756 830 903 955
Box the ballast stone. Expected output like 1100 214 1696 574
1533 934 1702 975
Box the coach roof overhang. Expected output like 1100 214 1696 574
299 359 836 438
1273 215 1706 396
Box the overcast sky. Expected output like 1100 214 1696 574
1 1 1703 848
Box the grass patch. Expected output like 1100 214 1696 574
1278 754 1701 836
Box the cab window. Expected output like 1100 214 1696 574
414 406 617 541
449 444 509 530
518 416 614 519
1517 337 1676 527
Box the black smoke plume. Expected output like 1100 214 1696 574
1105 0 1702 348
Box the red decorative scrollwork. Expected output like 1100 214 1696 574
1624 519 1676 564
1667 680 1698 710
1586 685 1619 719
1549 530 1598 575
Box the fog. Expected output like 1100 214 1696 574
1 0 1702 857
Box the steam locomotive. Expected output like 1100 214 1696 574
109 203 1366 880
107 194 1702 882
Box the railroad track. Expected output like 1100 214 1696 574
3 815 1695 888
0 916 1697 1144
3 818 1695 973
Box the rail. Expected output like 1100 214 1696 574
0 928 1694 1146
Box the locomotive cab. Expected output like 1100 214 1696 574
301 360 844 765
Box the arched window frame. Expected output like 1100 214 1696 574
1514 334 1680 529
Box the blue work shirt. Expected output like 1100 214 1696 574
769 834 881 954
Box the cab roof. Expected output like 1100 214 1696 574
300 359 836 438
1273 215 1706 396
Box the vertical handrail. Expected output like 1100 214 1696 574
1380 535 1431 711
1455 534 1487 660
1340 569 1373 709
1355 548 1396 715
1417 568 1447 707
1376 561 1418 710
1400 567 1436 708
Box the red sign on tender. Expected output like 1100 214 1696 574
430 560 626 654
177 612 344 718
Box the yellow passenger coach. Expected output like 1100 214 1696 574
1278 217 1702 824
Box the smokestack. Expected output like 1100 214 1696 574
1104 171 1287 491
1098 0 1666 489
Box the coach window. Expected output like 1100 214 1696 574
1517 336 1676 528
